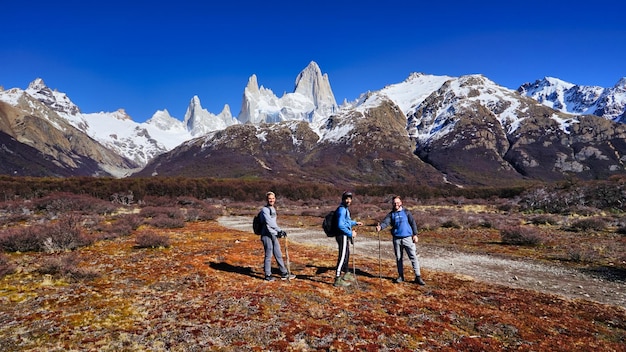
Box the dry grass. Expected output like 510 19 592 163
0 219 624 351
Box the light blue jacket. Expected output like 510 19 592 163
379 208 418 238
336 204 357 237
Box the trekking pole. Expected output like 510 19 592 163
284 235 291 281
377 224 382 287
351 237 359 287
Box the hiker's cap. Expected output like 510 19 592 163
342 191 353 199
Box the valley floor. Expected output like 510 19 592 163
218 216 626 309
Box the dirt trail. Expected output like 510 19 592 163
218 216 626 309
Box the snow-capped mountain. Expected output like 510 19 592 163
0 61 338 171
2 61 626 185
0 79 238 170
80 109 190 168
238 61 338 127
134 69 626 185
401 74 626 184
25 78 82 118
518 77 626 123
0 84 138 177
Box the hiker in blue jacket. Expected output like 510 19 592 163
260 191 295 282
377 195 426 285
333 191 363 287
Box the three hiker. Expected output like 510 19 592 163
258 191 425 287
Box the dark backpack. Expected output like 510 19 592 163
322 209 338 237
252 209 265 235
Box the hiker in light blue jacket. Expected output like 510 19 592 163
333 191 362 287
377 195 426 285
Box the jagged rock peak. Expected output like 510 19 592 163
184 95 236 136
615 77 626 89
184 95 204 130
27 78 47 91
24 77 81 116
294 61 337 106
518 77 575 94
147 109 175 127
406 72 427 81
220 104 232 116
457 74 492 86
245 74 260 95
111 108 132 121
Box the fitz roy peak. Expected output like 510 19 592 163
238 61 338 126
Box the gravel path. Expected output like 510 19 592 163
218 216 626 309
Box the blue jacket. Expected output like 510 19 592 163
336 204 357 237
379 208 418 238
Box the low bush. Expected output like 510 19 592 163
140 206 183 219
0 214 88 252
147 215 185 228
441 218 462 229
567 218 607 232
93 221 136 241
33 192 116 216
563 244 602 263
528 214 560 226
0 201 33 226
42 214 88 252
0 226 45 252
37 254 98 280
500 226 543 246
116 214 144 230
134 230 170 249
414 212 443 231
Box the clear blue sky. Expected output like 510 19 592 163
2 0 625 123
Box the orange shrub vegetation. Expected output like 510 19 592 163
0 220 624 351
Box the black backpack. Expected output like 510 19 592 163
322 209 338 237
252 208 265 235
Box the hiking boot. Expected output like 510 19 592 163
394 277 404 284
342 272 356 282
414 276 426 286
281 273 296 280
333 276 351 287
264 275 275 282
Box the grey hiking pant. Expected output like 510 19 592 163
393 236 421 278
261 234 288 277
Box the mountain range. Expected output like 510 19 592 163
1 61 625 187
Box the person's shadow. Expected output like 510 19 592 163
208 261 262 280
208 261 311 281
208 261 389 284
305 264 382 279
